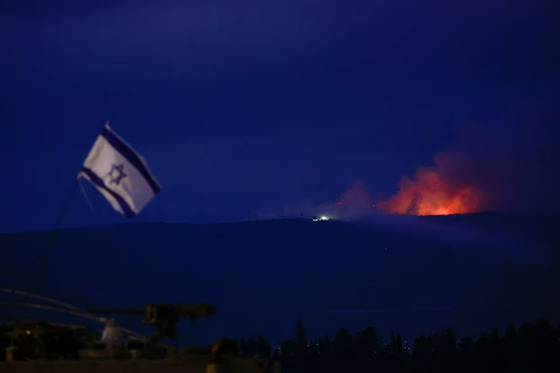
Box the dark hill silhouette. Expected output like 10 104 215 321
0 213 559 345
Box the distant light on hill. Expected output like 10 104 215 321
312 216 330 222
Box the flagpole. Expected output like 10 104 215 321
53 181 79 229
78 177 96 213
31 181 78 290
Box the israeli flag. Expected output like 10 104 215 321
78 123 161 217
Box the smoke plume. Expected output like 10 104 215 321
379 91 560 215
259 90 560 219
377 165 480 215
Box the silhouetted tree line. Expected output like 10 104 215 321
241 319 560 373
238 334 272 358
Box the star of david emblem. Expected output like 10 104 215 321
107 164 127 185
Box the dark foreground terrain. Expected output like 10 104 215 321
0 213 559 347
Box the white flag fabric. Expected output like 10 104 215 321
78 123 161 217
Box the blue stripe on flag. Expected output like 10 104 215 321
101 127 161 195
81 167 136 217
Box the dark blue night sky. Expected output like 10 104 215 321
1 0 560 232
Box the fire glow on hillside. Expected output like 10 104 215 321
378 167 480 216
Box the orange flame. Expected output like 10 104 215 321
378 167 479 216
